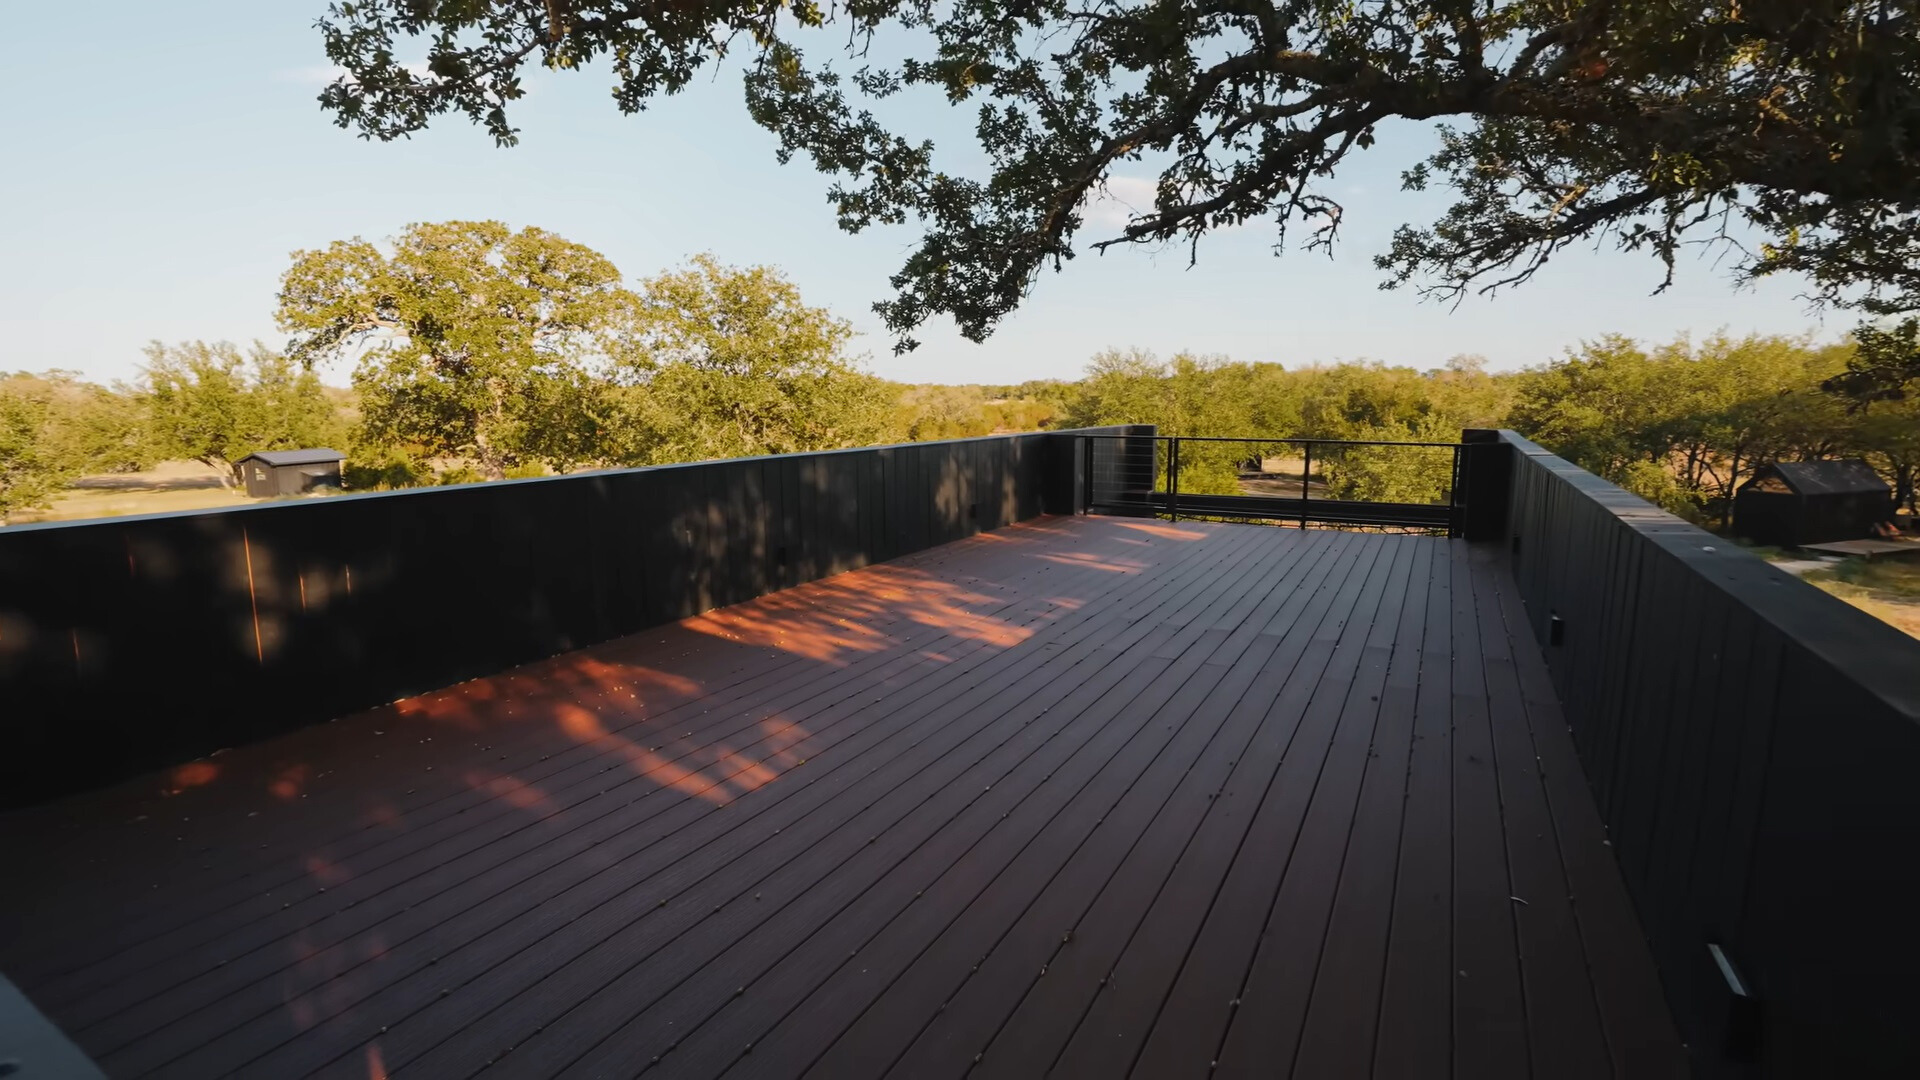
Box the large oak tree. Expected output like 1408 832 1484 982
611 254 898 463
312 0 1918 353
277 220 639 478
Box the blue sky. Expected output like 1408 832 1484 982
0 0 1846 387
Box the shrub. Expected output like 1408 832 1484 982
342 454 426 491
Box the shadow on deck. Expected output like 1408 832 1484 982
0 516 1684 1079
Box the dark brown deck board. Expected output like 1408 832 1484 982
1448 538 1531 1078
798 533 1366 1080
790 533 1367 1080
137 522 1281 1079
1126 529 1402 1077
529 528 1295 1078
9 536 1090 989
1208 530 1420 1077
931 535 1368 1079
1034 573 1363 1078
1477 547 1687 1079
75 528 1173 1064
0 519 1689 1080
1373 534 1457 1079
9 551 919 897
1472 547 1612 1079
1286 534 1433 1077
27 527 1114 982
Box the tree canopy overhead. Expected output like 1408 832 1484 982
315 0 1918 349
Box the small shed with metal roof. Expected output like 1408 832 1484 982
1733 460 1893 547
235 449 346 498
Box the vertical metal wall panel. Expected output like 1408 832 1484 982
579 474 621 641
1742 650 1920 1075
877 446 899 561
786 455 810 585
858 450 881 565
0 427 1142 806
776 454 801 591
521 480 578 655
724 460 765 607
802 454 828 581
967 441 981 535
699 463 733 609
1485 429 1920 1078
634 470 677 629
830 454 861 575
900 446 923 553
905 445 927 552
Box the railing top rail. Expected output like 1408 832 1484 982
1494 428 1920 719
1077 434 1465 450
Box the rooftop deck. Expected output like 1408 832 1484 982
0 516 1684 1079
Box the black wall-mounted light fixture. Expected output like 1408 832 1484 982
1709 942 1762 1062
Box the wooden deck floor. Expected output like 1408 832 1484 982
0 516 1685 1079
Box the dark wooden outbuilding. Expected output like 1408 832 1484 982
1733 459 1893 547
234 449 345 498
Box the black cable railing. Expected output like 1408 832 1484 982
1080 434 1466 535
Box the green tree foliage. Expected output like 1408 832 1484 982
896 385 993 441
277 220 638 479
0 380 74 522
0 371 157 521
1824 318 1920 406
1510 332 1865 520
1856 398 1920 514
317 0 1919 351
1823 321 1920 512
1061 350 1258 494
1058 349 1503 500
891 383 1062 440
608 255 896 463
142 341 347 482
1291 359 1509 505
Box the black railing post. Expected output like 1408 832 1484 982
1458 429 1514 541
1448 444 1463 538
1300 443 1312 531
1168 437 1181 522
1080 435 1092 514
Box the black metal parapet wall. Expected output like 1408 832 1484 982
0 427 1148 808
1476 428 1920 1079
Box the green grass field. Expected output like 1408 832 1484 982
9 462 264 524
1802 557 1920 638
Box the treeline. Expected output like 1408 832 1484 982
1057 348 1512 503
1 223 916 520
5 219 1916 528
1058 334 1919 523
0 344 347 519
9 330 1916 528
1513 333 1920 522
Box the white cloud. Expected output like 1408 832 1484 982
1081 174 1257 239
1082 175 1160 230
